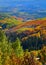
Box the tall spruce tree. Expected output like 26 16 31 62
12 38 23 57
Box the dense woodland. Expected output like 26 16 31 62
0 17 46 65
0 30 46 65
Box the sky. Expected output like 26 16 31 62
0 0 46 20
0 0 46 10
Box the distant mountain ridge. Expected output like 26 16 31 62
0 11 46 21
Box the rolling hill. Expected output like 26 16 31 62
5 18 46 33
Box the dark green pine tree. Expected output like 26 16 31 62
0 30 12 55
12 38 24 57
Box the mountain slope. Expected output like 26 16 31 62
5 19 46 32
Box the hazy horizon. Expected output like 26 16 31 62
0 0 46 20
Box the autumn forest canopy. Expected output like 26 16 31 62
0 15 46 65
